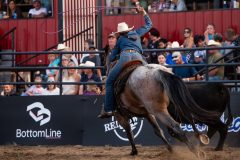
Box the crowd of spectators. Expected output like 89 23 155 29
0 0 51 19
1 23 240 96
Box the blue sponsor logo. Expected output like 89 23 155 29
180 114 240 133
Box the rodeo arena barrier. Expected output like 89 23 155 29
0 46 239 147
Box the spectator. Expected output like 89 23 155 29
225 28 240 78
28 0 47 18
5 0 23 19
207 40 224 80
166 41 187 65
82 45 102 79
158 54 172 72
0 84 17 96
204 23 216 44
79 61 101 95
46 53 59 80
214 33 225 55
147 27 161 63
148 0 160 13
21 75 45 96
54 43 78 80
182 27 194 63
193 35 206 60
83 80 101 95
158 0 168 11
0 0 6 19
182 28 194 48
158 38 168 56
80 39 94 63
172 51 201 81
192 52 205 72
62 61 80 95
103 32 117 76
43 76 60 95
169 0 187 11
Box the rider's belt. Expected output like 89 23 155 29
122 49 138 53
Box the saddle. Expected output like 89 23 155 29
114 60 143 107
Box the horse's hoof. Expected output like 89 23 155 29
130 150 138 156
199 134 209 145
197 150 206 160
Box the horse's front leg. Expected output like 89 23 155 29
114 113 138 156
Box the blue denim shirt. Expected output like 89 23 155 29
109 14 152 62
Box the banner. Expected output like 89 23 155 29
0 94 239 146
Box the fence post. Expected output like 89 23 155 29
59 53 63 95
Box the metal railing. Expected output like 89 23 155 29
0 27 17 67
0 46 239 95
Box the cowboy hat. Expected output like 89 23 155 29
171 41 180 48
207 40 221 47
115 22 134 33
172 51 181 61
55 43 70 51
79 61 95 67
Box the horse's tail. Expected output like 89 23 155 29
155 70 220 124
225 88 233 126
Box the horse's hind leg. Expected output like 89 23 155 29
114 113 138 156
153 109 204 157
146 114 173 152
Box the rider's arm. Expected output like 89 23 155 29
135 8 152 37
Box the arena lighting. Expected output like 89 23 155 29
16 129 62 139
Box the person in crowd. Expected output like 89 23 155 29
46 53 59 80
28 0 47 18
83 80 101 95
54 43 78 80
204 23 216 44
158 0 168 11
172 51 202 81
82 45 102 79
43 76 60 95
79 61 101 95
0 0 6 19
98 6 152 118
182 27 194 63
21 74 45 96
148 0 160 13
158 38 168 56
191 52 205 72
103 32 117 76
147 27 161 64
4 0 23 19
206 40 224 80
165 41 187 65
193 35 206 61
182 28 194 48
0 84 17 96
214 33 225 55
80 39 94 63
157 54 172 72
225 28 240 78
169 0 187 11
62 61 80 95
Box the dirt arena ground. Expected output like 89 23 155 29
0 145 239 160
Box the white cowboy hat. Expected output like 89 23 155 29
207 40 221 47
47 76 55 82
115 22 134 33
172 51 181 61
55 43 70 51
79 61 95 67
171 41 180 48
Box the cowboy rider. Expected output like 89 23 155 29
98 4 152 118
